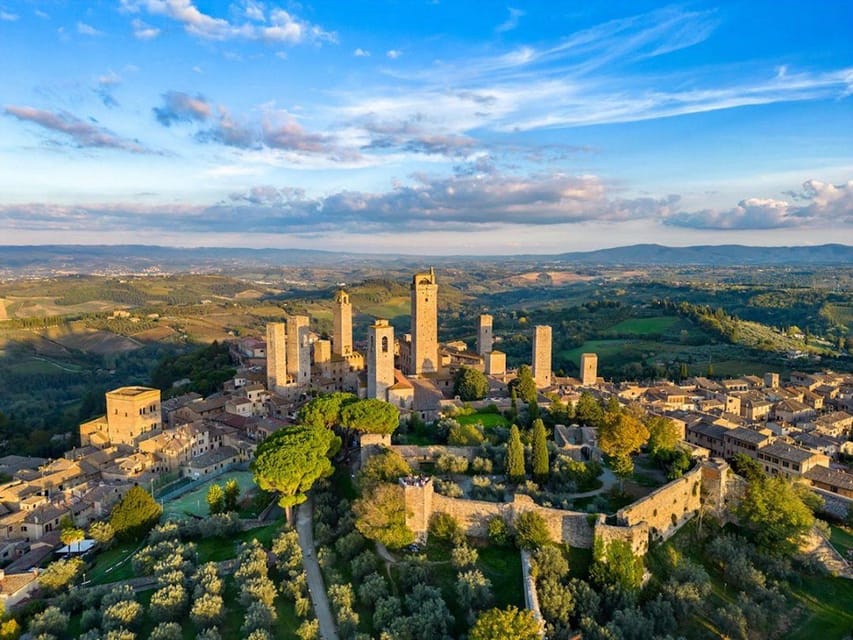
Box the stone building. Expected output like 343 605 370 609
485 350 506 376
333 289 353 357
265 322 287 393
368 319 395 401
532 325 552 388
477 314 493 356
580 352 598 386
410 268 439 375
80 386 161 448
286 315 311 386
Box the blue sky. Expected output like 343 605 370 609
0 0 851 254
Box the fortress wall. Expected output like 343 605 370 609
616 464 703 542
595 520 650 556
428 492 595 547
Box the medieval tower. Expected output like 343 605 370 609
266 322 287 392
333 289 353 357
532 325 553 388
580 352 598 386
368 319 395 400
477 314 493 357
410 268 439 375
287 315 311 385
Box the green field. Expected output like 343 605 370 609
161 471 257 520
605 316 679 335
829 525 853 559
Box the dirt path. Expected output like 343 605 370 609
802 528 853 579
296 499 339 640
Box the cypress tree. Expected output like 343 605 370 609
531 418 549 483
506 425 526 484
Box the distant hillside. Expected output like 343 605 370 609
0 243 851 276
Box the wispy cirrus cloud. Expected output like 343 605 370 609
131 18 160 39
120 0 336 45
3 105 153 153
495 7 524 34
0 9 18 21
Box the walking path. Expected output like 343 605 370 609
569 466 618 499
296 499 339 640
803 528 853 579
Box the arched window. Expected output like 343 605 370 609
381 336 389 353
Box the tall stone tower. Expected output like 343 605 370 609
332 289 353 357
287 315 311 385
532 325 552 388
368 319 395 401
580 352 598 386
477 314 493 357
410 268 439 375
105 386 161 446
266 322 287 392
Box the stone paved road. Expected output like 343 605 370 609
296 499 339 640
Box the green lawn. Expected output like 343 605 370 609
829 525 853 558
161 471 257 519
456 412 509 430
787 576 853 640
86 540 140 584
478 545 524 608
604 316 678 335
196 520 283 563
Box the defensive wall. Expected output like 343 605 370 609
389 443 737 556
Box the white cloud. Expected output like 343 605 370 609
386 49 402 59
132 18 161 40
354 48 370 57
495 7 524 34
0 10 18 21
77 21 103 36
121 0 336 45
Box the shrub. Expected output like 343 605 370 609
514 511 551 550
436 453 469 475
451 545 479 569
448 422 485 446
471 457 493 474
434 478 464 498
487 516 510 546
429 512 464 545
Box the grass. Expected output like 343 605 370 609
196 520 283 563
86 540 140 585
478 545 524 608
829 525 853 558
605 316 678 335
787 576 853 640
566 545 593 580
456 412 509 430
161 471 257 519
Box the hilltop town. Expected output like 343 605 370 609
0 268 851 639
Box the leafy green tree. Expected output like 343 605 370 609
456 569 493 612
207 484 225 515
353 484 415 549
429 512 464 545
598 409 649 486
514 511 551 550
110 486 162 541
358 449 411 489
38 557 84 594
298 392 355 428
223 478 241 512
88 520 115 547
341 398 400 434
469 606 541 640
251 424 341 517
575 392 603 427
28 606 69 638
531 418 549 483
512 365 538 403
453 367 489 401
487 516 510 546
731 453 766 483
590 538 644 591
735 475 815 554
448 421 485 446
191 593 225 628
506 424 526 484
645 415 679 457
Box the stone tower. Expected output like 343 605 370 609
401 476 434 543
286 315 311 385
105 386 161 446
368 319 395 401
764 372 779 389
477 314 493 357
410 268 439 375
580 352 598 386
266 322 287 392
532 325 552 388
332 289 353 357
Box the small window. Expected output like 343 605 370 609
382 336 389 353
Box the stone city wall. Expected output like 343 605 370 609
616 464 703 543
